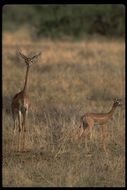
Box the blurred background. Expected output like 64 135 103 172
2 4 125 40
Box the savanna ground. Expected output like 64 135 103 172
2 28 125 187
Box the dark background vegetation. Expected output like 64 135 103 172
3 4 125 39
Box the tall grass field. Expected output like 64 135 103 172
2 29 125 187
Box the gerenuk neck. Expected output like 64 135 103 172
23 66 30 96
108 104 117 117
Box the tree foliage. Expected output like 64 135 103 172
3 4 125 39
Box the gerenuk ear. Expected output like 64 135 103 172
18 49 28 60
31 52 41 59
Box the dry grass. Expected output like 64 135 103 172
2 29 125 187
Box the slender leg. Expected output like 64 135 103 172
79 124 89 150
82 127 89 151
79 120 88 138
89 122 94 140
101 126 103 141
104 124 108 139
82 124 91 151
11 114 16 151
101 125 107 152
18 111 22 151
89 126 93 140
79 127 84 138
22 110 28 151
84 130 88 150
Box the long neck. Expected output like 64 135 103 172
23 66 30 95
108 104 117 117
